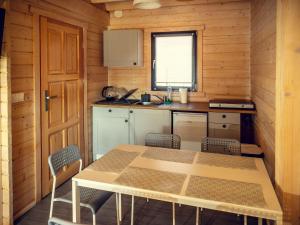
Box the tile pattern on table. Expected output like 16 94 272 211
114 167 187 194
186 176 266 208
141 147 196 164
88 149 140 173
197 152 257 170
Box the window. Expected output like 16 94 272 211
151 31 197 91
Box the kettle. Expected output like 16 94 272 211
101 86 118 101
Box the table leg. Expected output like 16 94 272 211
116 193 120 225
172 203 176 225
119 193 122 222
196 207 199 225
244 215 247 225
72 180 80 223
131 196 135 225
258 218 263 225
196 208 203 225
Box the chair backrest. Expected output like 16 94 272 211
48 217 88 225
48 145 81 176
201 137 241 155
145 133 181 149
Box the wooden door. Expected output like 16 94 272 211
40 17 84 197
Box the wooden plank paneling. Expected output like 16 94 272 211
250 0 276 180
275 0 300 224
108 1 251 101
8 0 109 219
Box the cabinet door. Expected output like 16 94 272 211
93 107 129 160
132 109 171 145
104 29 143 67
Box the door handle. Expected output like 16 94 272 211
45 95 58 100
45 90 58 112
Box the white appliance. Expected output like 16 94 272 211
173 112 207 151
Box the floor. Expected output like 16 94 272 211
15 181 260 225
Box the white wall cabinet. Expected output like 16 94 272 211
132 109 171 145
103 29 143 67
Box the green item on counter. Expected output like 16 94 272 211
164 99 173 105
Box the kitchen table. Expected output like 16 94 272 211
72 144 282 225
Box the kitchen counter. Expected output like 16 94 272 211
92 101 256 114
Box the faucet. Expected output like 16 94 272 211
152 95 165 104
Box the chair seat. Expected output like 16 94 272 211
54 187 112 214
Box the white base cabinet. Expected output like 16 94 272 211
208 112 241 141
132 109 171 145
93 107 132 160
173 112 208 151
93 107 171 160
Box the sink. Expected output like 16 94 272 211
136 101 164 106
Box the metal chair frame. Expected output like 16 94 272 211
48 217 88 225
48 145 114 225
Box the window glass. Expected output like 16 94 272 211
151 31 197 91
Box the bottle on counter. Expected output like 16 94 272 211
165 86 173 104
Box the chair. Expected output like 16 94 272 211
48 217 88 225
201 137 241 155
48 145 113 225
145 133 181 149
128 133 181 225
200 137 242 225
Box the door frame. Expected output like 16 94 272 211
32 10 89 203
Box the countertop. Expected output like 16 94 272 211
92 101 256 114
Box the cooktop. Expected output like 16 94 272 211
95 99 140 105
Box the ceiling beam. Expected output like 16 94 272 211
105 0 249 11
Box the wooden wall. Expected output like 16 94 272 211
9 0 108 218
0 0 13 224
275 0 300 224
250 0 276 179
106 0 251 101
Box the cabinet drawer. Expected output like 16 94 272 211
209 123 240 141
93 107 129 118
209 112 240 124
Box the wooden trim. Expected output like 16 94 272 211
33 13 42 203
108 24 205 31
13 200 36 220
1 0 13 223
197 29 204 93
29 6 88 30
82 27 89 167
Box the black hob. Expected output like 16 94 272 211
95 99 140 105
